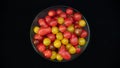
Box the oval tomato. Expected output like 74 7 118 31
80 30 88 38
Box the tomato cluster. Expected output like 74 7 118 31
32 7 88 62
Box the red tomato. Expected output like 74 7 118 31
56 9 63 15
38 27 51 36
70 34 78 46
60 51 71 61
64 31 71 39
66 8 73 15
49 19 57 26
80 30 88 38
60 12 67 18
38 18 48 27
45 16 52 23
75 45 81 54
73 13 82 21
43 49 52 58
47 34 56 42
34 34 43 41
58 45 71 60
59 45 66 54
37 43 46 53
59 25 67 33
48 10 56 17
64 18 73 26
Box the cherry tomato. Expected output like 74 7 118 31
79 38 86 46
33 26 40 33
66 8 73 15
56 32 63 40
43 49 52 58
38 27 51 36
66 43 72 50
54 40 61 48
47 34 56 42
79 19 86 27
60 51 71 61
37 43 46 53
52 26 59 34
67 25 74 33
69 46 76 54
38 18 48 27
80 30 88 38
48 10 56 17
75 45 81 54
57 17 64 24
59 25 66 33
49 19 57 26
45 16 52 23
56 54 63 61
70 34 78 46
43 38 51 46
56 9 63 15
50 51 57 60
60 12 67 18
73 13 82 21
63 31 71 39
64 18 73 26
61 38 69 45
34 34 43 41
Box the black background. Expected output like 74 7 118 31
2 0 119 68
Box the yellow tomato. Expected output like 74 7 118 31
57 17 64 24
79 38 86 46
79 19 86 27
67 25 74 33
52 27 59 34
54 40 61 48
33 26 40 33
43 38 51 46
50 51 57 60
69 46 76 54
66 43 72 50
56 32 63 40
56 54 63 61
61 38 69 45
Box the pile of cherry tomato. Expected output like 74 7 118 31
32 7 88 62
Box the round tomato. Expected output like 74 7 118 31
43 49 52 58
